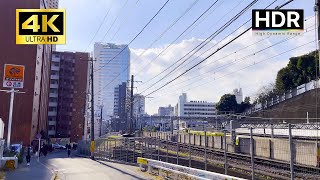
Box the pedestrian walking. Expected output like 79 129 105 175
67 144 71 157
26 145 31 166
43 143 48 157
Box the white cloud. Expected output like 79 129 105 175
130 16 316 114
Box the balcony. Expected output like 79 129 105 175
50 75 59 80
52 56 60 62
49 93 58 98
51 66 59 71
50 84 59 88
48 130 56 135
49 102 58 107
48 111 57 116
48 121 56 126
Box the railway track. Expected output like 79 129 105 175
148 138 320 179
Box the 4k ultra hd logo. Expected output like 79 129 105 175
16 9 66 44
252 9 304 36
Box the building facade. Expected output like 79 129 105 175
112 82 128 132
133 94 145 116
233 88 243 104
0 0 54 145
175 93 216 117
158 105 174 116
45 0 59 8
93 43 130 122
48 51 89 142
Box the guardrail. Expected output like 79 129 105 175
137 157 245 180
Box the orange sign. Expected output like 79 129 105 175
3 64 25 88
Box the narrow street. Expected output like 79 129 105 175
6 151 150 180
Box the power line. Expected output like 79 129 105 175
142 0 296 97
140 0 261 94
138 0 267 90
133 0 201 76
83 3 113 52
108 1 141 42
133 0 221 77
145 43 316 116
94 0 171 73
100 0 129 42
155 40 315 99
92 0 200 98
165 29 315 96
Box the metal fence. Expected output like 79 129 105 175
78 124 320 180
244 79 320 115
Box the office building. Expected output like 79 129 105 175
93 43 130 121
112 82 128 132
175 93 216 117
0 0 53 144
158 105 174 116
48 51 89 142
133 94 145 116
233 88 243 104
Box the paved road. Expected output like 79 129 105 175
6 151 151 180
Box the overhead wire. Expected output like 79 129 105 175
138 0 264 91
100 0 129 42
94 0 171 73
133 0 221 77
92 0 212 97
142 0 295 97
153 39 315 101
136 0 244 80
83 2 113 52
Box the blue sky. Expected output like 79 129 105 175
57 0 316 114
58 0 313 51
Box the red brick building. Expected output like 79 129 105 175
48 52 89 142
0 0 52 145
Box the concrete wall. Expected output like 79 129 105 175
255 138 270 158
144 132 319 167
270 139 290 162
208 136 213 148
250 89 320 122
201 135 206 146
214 136 223 149
294 140 317 166
239 137 250 154
195 135 201 146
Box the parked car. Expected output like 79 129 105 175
10 144 22 154
52 143 66 149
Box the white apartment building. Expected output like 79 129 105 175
233 88 243 104
175 93 216 117
94 43 130 120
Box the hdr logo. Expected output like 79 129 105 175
252 9 304 36
16 9 66 44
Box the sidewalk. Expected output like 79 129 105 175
5 155 55 180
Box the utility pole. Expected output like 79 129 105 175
90 58 95 160
315 0 320 151
99 105 103 137
130 75 134 134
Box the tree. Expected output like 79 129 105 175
216 94 238 113
238 96 251 113
275 67 293 93
244 96 250 104
253 83 277 104
275 51 318 93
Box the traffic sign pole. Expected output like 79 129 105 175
7 88 15 149
0 88 25 149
